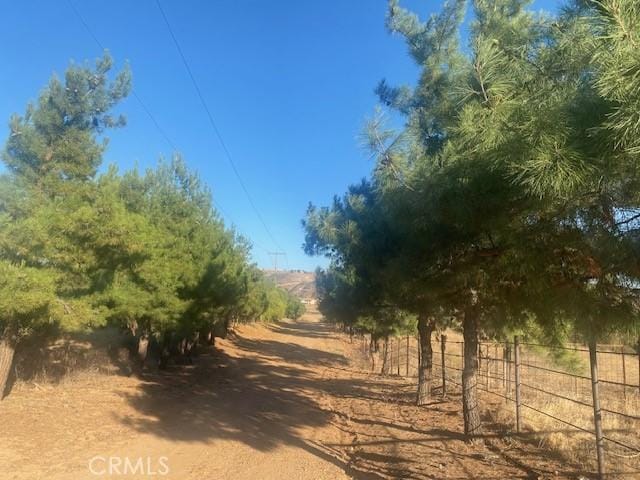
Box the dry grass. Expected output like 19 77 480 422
9 327 133 391
499 344 640 475
481 390 640 477
366 332 640 477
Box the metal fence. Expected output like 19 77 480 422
364 334 640 479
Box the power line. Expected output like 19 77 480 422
154 0 284 254
67 0 177 152
66 0 266 253
268 251 287 273
130 91 178 152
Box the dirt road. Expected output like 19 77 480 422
0 311 582 479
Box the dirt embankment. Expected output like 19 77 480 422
0 310 585 479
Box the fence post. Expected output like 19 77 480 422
589 339 606 480
441 335 447 396
621 345 627 399
514 335 522 433
485 345 490 389
502 344 507 389
506 342 512 398
397 337 401 376
478 343 483 388
493 344 498 390
406 335 410 377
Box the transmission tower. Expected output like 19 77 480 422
268 251 286 273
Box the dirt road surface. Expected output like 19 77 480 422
0 310 583 479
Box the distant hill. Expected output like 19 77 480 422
263 270 316 301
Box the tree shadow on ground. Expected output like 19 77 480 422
114 319 592 480
320 370 590 480
114 337 389 479
231 336 348 367
268 321 343 340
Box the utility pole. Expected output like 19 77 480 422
268 251 286 273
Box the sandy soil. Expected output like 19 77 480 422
0 310 586 479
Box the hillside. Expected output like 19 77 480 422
263 270 316 301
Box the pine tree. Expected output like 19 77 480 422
369 0 640 435
0 53 131 396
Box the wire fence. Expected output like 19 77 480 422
361 334 640 479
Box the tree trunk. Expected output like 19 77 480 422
189 332 199 358
381 337 391 375
369 336 376 372
159 346 170 369
158 333 171 370
222 318 230 338
129 321 137 338
417 314 436 406
206 327 215 346
0 334 16 400
137 333 149 366
462 303 482 439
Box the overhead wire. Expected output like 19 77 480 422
67 0 177 152
154 0 285 254
67 0 273 258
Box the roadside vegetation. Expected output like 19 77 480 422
304 0 640 439
0 54 302 398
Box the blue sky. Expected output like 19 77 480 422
0 0 558 271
